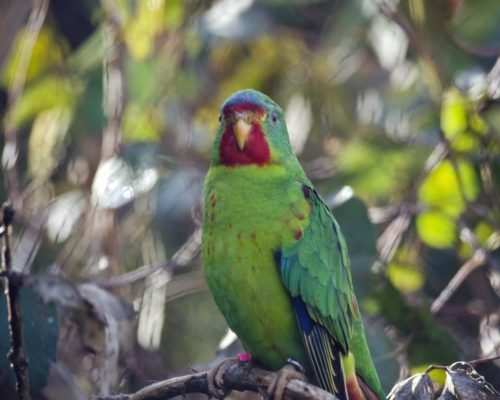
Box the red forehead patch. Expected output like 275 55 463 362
222 102 266 117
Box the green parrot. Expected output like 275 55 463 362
202 89 386 400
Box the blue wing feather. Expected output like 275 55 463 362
291 296 348 398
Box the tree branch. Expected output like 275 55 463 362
430 249 486 315
94 363 337 400
95 228 201 288
1 203 31 400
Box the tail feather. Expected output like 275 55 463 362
357 374 382 400
344 352 385 400
291 296 348 399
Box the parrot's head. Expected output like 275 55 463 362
211 89 294 167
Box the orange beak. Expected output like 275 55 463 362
233 118 252 151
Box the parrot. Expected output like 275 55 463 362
202 89 386 400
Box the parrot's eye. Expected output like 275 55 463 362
271 111 278 124
218 114 222 123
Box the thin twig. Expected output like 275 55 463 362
459 222 500 272
486 57 500 100
1 203 31 400
439 23 500 59
378 0 445 98
95 228 201 288
93 363 337 400
95 262 164 288
466 354 500 367
373 143 448 270
100 6 125 161
430 249 487 315
477 140 500 223
91 4 126 283
376 207 412 264
431 214 500 315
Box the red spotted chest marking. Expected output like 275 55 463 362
209 193 216 207
352 299 359 317
219 123 270 166
205 243 213 255
207 193 217 224
296 212 305 220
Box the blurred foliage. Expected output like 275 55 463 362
0 0 499 398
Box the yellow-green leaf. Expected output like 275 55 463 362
475 222 494 246
6 75 82 128
410 364 432 375
441 89 468 138
418 160 479 217
440 88 488 151
122 103 164 143
469 113 487 135
164 0 183 28
360 297 380 316
28 108 72 182
387 263 425 294
416 210 457 249
124 0 165 60
3 26 68 86
427 368 446 388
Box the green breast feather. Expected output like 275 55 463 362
203 164 312 370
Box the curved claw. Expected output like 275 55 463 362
267 360 307 400
207 356 252 398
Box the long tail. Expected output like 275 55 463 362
358 376 383 400
291 297 348 398
344 352 385 400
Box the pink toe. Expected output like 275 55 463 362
237 352 252 362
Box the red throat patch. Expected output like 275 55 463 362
219 122 271 166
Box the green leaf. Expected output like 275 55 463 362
440 88 488 152
28 107 72 182
124 0 166 60
474 221 494 247
122 102 164 143
3 26 68 86
67 28 104 74
164 0 184 28
387 262 425 293
338 139 427 201
418 159 479 217
6 75 82 128
416 210 457 249
441 89 468 137
126 56 164 104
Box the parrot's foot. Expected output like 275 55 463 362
207 353 252 398
267 359 306 400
